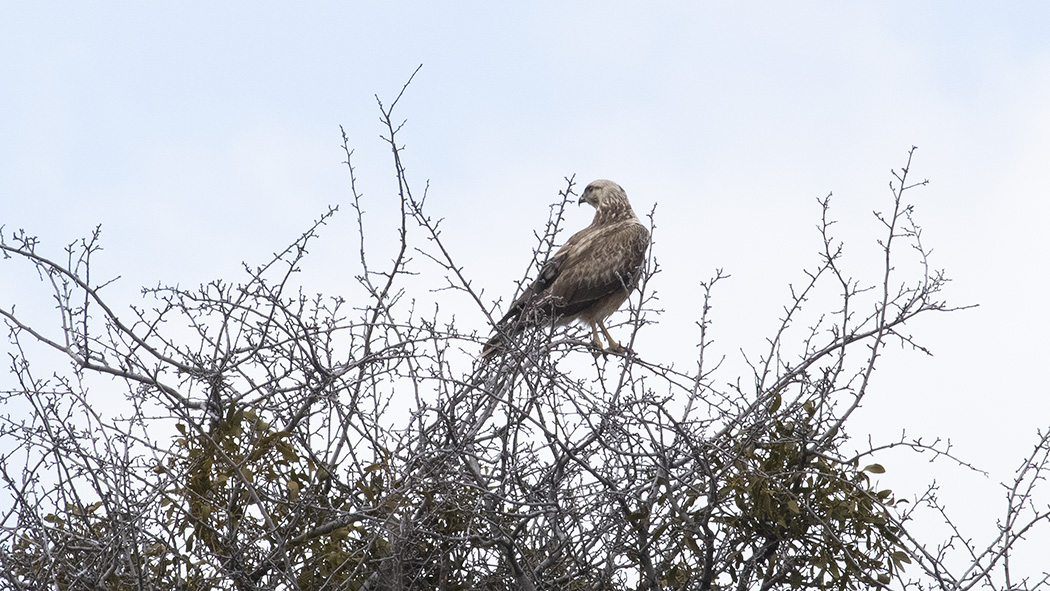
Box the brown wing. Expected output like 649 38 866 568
481 242 575 356
483 219 648 356
492 222 591 325
544 219 650 320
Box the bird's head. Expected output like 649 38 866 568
578 179 623 208
578 180 635 222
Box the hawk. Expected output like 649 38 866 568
482 180 650 357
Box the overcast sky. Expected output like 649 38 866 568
2 1 1049 574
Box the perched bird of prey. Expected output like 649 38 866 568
482 180 650 358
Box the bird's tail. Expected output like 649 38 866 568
480 321 525 358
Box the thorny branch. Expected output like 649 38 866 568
0 77 1044 591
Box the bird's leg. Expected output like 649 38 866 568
599 320 625 354
588 323 604 358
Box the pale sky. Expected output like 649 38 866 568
3 1 1050 576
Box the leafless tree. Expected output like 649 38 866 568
2 73 1048 591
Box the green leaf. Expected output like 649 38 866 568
864 463 886 474
768 393 782 413
891 550 912 565
277 440 299 463
684 534 702 555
